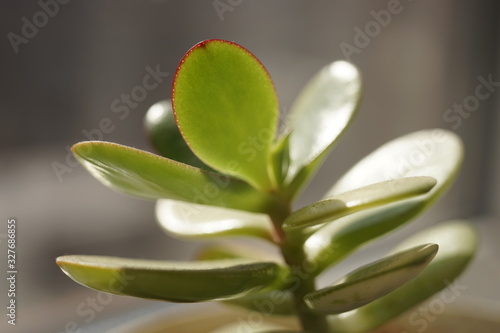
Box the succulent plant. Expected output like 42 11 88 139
57 39 477 333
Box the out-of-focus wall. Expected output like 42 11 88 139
0 1 498 332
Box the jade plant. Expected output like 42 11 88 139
57 39 477 333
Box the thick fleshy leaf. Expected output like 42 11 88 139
156 199 275 241
56 255 287 302
284 61 362 193
271 135 291 188
224 290 295 316
283 177 436 231
195 244 283 263
327 129 462 197
144 100 208 169
304 244 438 314
72 141 271 213
172 39 279 191
305 129 463 272
327 221 477 333
194 245 294 315
305 200 428 275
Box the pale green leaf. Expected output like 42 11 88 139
72 141 271 213
195 244 283 263
172 39 278 191
328 221 477 333
305 200 428 275
284 61 362 194
56 255 287 302
223 290 294 316
305 130 463 272
304 244 438 314
283 177 436 231
327 129 462 198
156 199 275 241
144 100 208 169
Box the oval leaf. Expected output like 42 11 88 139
156 199 275 241
305 200 428 275
304 244 438 314
283 177 436 231
72 141 271 213
327 221 477 333
172 39 279 191
305 129 463 272
56 255 287 302
144 100 208 169
327 129 462 198
284 60 362 193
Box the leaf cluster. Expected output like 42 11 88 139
57 40 476 333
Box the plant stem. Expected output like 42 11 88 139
269 203 330 332
282 232 330 332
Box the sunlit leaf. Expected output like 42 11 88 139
156 199 275 241
305 200 427 275
327 129 462 198
144 100 208 169
304 244 437 314
56 255 288 303
172 39 279 191
327 221 477 333
283 177 436 231
195 244 283 263
72 141 271 213
305 130 463 273
284 61 362 196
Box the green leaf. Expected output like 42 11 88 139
271 135 291 188
196 245 255 261
195 244 283 263
305 200 428 275
156 199 275 241
284 60 362 195
327 129 463 198
144 100 208 169
56 255 287 303
304 244 438 314
172 39 279 191
223 290 295 316
194 245 293 315
305 129 463 273
283 177 436 231
72 141 271 213
328 221 477 333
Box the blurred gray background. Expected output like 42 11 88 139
1 1 499 332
